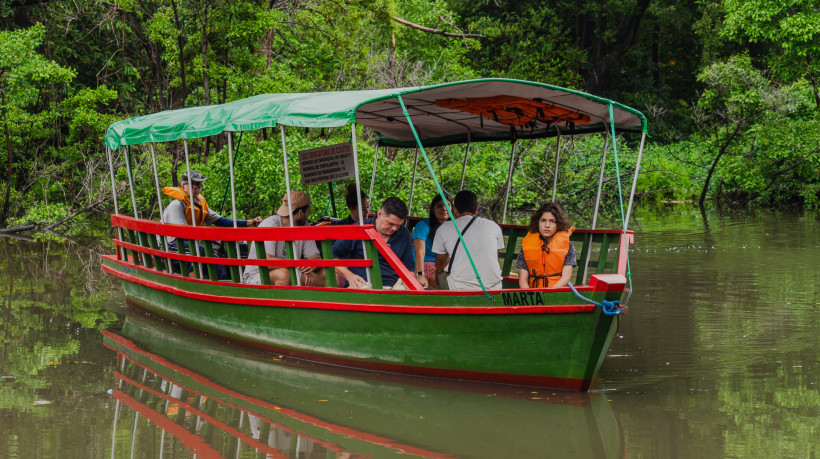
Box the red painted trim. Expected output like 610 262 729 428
113 389 226 457
112 214 374 242
104 332 453 458
364 227 425 290
113 239 372 268
104 254 607 297
104 260 599 314
617 231 634 275
588 274 627 292
115 373 294 458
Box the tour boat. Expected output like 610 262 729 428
101 78 647 391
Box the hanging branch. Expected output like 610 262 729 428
392 17 486 39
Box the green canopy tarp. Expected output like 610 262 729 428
105 78 646 151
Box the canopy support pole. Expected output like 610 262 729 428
408 148 419 216
106 148 119 215
368 145 379 203
501 140 516 224
583 134 609 284
106 147 126 260
552 127 562 202
591 135 609 229
228 132 243 279
350 123 372 286
124 146 143 266
607 103 633 296
218 132 242 214
110 399 120 459
397 95 492 300
280 125 300 287
150 144 172 274
624 131 646 230
130 412 139 459
182 140 204 278
459 132 471 191
124 146 139 219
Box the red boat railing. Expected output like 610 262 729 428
110 214 424 290
495 222 633 287
405 217 632 288
110 214 631 291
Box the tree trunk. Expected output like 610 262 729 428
1 98 13 227
200 0 210 107
580 0 651 94
699 124 742 208
652 19 660 89
154 41 166 111
171 0 188 107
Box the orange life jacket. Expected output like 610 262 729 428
521 228 573 288
434 95 590 127
162 187 209 226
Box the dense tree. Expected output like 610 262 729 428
0 24 75 226
722 0 820 108
0 0 819 233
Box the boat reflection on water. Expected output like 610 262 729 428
103 310 625 458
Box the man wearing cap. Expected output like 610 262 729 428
332 197 417 289
243 190 325 287
162 170 262 279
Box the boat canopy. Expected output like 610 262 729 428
105 78 647 151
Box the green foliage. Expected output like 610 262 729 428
681 55 820 208
0 0 819 231
722 0 820 101
0 239 121 410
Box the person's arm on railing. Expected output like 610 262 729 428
334 265 369 289
331 236 370 289
413 239 429 288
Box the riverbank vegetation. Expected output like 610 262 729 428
0 0 818 234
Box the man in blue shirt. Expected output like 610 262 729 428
332 197 417 288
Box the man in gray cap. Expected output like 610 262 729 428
162 169 262 279
243 190 325 287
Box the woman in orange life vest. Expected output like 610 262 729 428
516 202 577 289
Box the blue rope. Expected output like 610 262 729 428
568 282 622 316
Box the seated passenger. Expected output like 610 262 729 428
517 202 576 289
411 195 450 289
243 191 325 287
335 183 370 225
332 197 416 289
432 190 504 290
162 170 261 279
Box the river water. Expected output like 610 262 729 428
1 207 818 458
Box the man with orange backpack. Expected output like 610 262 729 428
162 170 262 279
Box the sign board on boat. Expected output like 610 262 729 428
298 143 356 186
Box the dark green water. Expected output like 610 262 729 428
1 207 818 458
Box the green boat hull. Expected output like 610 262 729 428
103 255 623 390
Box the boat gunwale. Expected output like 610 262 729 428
103 256 624 315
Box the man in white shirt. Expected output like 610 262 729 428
432 190 504 290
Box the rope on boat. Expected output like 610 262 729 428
396 95 493 301
607 103 633 295
568 283 622 316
